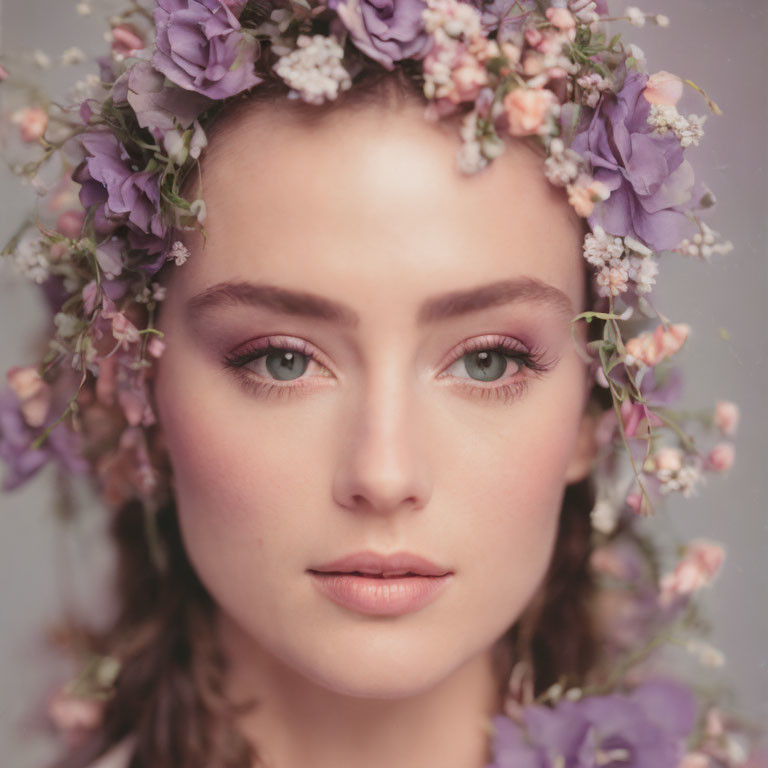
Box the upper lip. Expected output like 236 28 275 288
309 550 452 577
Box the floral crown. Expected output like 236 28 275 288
1 0 762 764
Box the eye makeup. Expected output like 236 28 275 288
221 333 557 404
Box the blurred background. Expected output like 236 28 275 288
1 1 766 765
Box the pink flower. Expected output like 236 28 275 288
147 337 166 359
504 87 557 136
545 7 576 32
6 365 52 427
653 446 684 473
108 312 140 350
624 323 690 367
706 442 735 473
714 400 739 436
643 70 684 106
111 23 144 57
82 281 99 315
659 538 725 606
620 399 664 438
56 210 86 239
48 687 104 749
566 174 610 217
13 107 49 142
450 53 488 104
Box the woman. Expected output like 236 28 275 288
0 1 763 767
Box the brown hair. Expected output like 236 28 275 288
52 66 614 768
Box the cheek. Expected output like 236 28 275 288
451 356 587 623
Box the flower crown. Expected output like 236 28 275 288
1 1 762 764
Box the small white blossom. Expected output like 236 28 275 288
10 233 51 284
456 140 489 175
625 6 646 27
54 312 81 338
423 0 483 40
569 0 600 24
576 72 612 108
595 258 630 298
76 1 92 15
190 199 207 224
626 43 646 70
655 14 670 27
648 105 705 147
32 49 51 69
685 639 725 668
167 241 191 266
544 141 583 186
657 461 703 497
583 225 625 267
274 35 352 106
590 499 619 534
61 47 86 66
677 223 733 261
626 254 659 294
152 283 167 302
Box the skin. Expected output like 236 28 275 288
153 98 597 768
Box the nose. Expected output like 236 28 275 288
332 368 433 518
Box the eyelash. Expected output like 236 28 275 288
222 334 555 404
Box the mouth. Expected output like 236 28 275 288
308 570 442 579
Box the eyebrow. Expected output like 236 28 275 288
185 276 574 328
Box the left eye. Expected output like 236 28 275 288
444 347 526 383
229 345 322 381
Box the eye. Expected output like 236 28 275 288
222 335 332 394
439 334 554 402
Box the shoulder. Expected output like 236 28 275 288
85 738 135 768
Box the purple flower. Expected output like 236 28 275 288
152 0 262 100
468 0 536 43
73 131 166 239
0 390 87 491
488 679 696 768
569 70 698 251
329 0 431 70
112 60 211 143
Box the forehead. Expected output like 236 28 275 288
178 102 586 314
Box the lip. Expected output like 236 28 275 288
308 571 453 616
308 550 452 578
307 550 454 617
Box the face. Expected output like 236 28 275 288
153 100 595 699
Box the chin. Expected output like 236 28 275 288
267 624 474 700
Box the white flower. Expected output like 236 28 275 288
10 233 50 284
648 105 706 147
190 199 206 224
626 254 658 294
685 639 725 668
576 72 612 108
544 144 582 186
655 14 670 27
61 47 86 66
32 49 51 69
54 312 81 338
590 499 619 534
625 6 646 27
76 1 92 15
167 241 191 266
456 141 489 175
583 225 625 267
274 35 352 106
626 43 646 70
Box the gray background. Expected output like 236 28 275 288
1 1 766 765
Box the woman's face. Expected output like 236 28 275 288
154 101 595 698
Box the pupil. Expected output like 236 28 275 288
465 350 507 382
265 350 308 381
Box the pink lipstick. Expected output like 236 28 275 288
307 550 453 616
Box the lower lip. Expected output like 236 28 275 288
308 571 453 616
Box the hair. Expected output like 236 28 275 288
52 65 616 768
